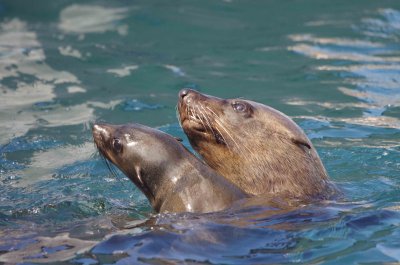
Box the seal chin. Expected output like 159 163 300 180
182 119 207 134
178 89 226 144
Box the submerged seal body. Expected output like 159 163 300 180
93 123 246 213
178 89 338 200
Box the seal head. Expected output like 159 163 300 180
178 89 337 200
93 123 246 213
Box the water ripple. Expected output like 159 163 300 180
288 8 400 130
119 99 163 112
0 2 399 264
59 4 130 36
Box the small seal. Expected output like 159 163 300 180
178 89 338 200
93 123 246 213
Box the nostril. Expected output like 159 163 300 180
179 88 189 99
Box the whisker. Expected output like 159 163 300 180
194 105 209 133
204 105 258 158
199 104 230 150
204 106 241 149
175 104 182 127
96 149 129 188
215 118 241 150
101 155 118 178
189 106 197 121
213 125 230 149
217 118 258 158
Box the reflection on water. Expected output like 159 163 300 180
107 65 139 77
0 233 97 263
288 8 400 130
360 8 400 39
0 1 400 264
0 18 81 144
59 4 130 36
58 45 85 59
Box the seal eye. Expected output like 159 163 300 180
112 138 123 153
232 102 247 112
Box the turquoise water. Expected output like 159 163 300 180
1 0 400 264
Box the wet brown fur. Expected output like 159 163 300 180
178 89 338 200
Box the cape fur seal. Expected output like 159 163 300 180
178 89 338 200
93 123 246 213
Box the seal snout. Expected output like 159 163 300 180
179 88 189 99
178 88 200 104
92 123 113 146
178 88 214 132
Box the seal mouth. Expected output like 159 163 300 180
178 89 227 146
182 110 207 133
178 92 208 134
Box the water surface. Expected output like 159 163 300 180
0 0 399 264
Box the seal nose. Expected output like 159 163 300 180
179 88 189 99
92 123 112 142
93 124 102 132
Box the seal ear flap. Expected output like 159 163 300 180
134 166 145 186
291 138 311 150
174 137 183 142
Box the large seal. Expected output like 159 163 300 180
178 89 338 200
93 123 246 213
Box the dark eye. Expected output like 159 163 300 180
232 102 247 112
112 138 123 153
